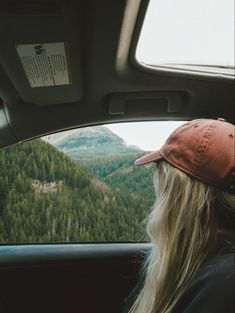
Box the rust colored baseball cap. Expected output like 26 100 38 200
135 118 235 193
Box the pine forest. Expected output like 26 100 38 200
0 126 155 243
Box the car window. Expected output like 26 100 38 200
0 121 185 243
136 0 235 75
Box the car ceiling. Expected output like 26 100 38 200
0 0 234 149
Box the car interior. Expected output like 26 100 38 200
0 0 234 313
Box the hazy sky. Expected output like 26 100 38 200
106 121 185 151
137 0 234 67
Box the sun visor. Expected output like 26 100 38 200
0 1 83 106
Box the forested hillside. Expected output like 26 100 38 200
49 125 155 199
0 138 154 243
82 155 155 199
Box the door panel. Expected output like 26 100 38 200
0 243 150 313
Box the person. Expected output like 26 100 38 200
123 118 235 313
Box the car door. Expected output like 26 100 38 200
0 243 149 313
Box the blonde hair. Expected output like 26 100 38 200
130 161 235 313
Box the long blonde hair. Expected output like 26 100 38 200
130 161 235 313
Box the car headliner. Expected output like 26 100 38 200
0 0 234 150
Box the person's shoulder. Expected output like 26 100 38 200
188 252 235 299
173 253 235 313
198 253 235 284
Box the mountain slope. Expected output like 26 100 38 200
44 126 141 160
44 125 155 200
82 153 155 200
0 139 150 243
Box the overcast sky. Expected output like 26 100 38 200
137 0 234 67
106 121 185 151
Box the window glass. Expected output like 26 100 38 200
136 0 235 74
0 121 184 243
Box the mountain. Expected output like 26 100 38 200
45 125 155 201
43 126 141 160
0 139 150 243
83 154 155 200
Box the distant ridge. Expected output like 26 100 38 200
43 125 142 160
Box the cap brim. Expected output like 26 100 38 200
135 150 163 166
